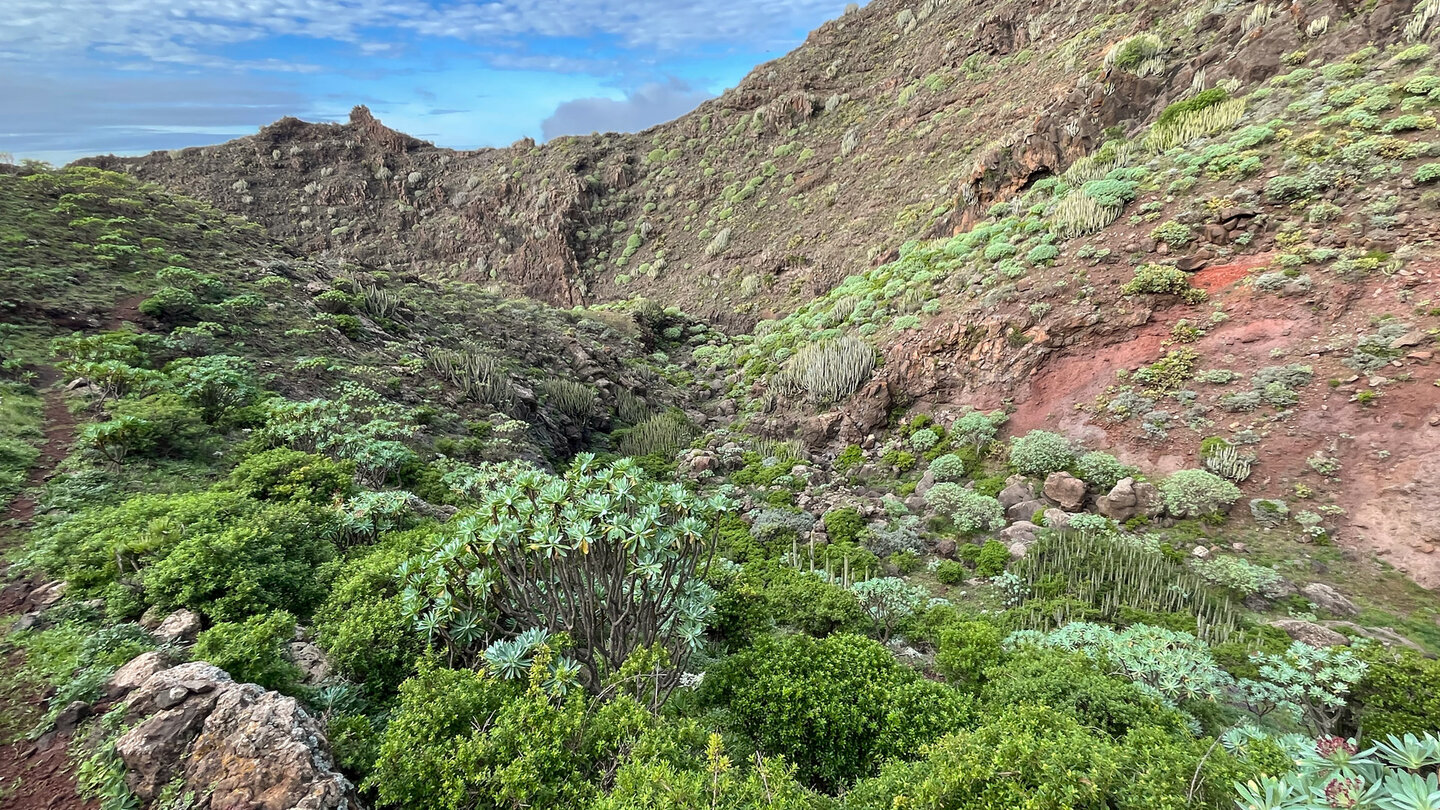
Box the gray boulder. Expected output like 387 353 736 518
154 609 202 645
115 662 357 810
1006 498 1047 523
1249 498 1290 528
997 477 1037 511
1269 619 1350 649
1095 477 1162 522
1043 472 1087 511
1301 583 1360 617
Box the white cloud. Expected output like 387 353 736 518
1 0 852 68
541 78 714 140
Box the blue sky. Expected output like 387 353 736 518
1 1 856 164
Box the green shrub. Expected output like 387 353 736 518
144 501 337 622
1382 114 1436 133
1154 88 1229 128
313 535 425 694
927 453 968 483
823 507 865 545
138 286 201 320
950 410 1006 451
1008 430 1075 477
834 444 864 474
1074 451 1138 491
369 659 643 810
1026 243 1060 265
703 633 970 791
936 620 1004 692
935 559 968 585
32 489 253 594
93 393 211 461
227 448 356 505
975 539 1009 577
193 610 302 691
1121 264 1204 302
1149 221 1192 248
923 483 1004 533
1348 645 1440 740
1415 163 1440 184
981 648 1187 737
908 427 939 452
845 706 1125 810
1158 469 1241 518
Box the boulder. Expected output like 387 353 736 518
109 651 174 696
1042 472 1086 511
1249 498 1289 528
1320 622 1425 652
184 686 356 810
1095 477 1161 522
115 662 357 809
154 609 202 645
1269 619 1350 649
997 477 1036 510
286 641 331 685
914 469 937 498
1301 583 1360 618
1005 499 1047 523
933 539 958 559
31 580 66 609
1000 520 1040 549
1042 508 1071 530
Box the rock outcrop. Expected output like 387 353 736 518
113 662 358 810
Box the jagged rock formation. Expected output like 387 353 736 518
113 662 359 810
82 1 1429 328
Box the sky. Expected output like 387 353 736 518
1 0 858 165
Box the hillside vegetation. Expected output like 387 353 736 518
5 0 1440 809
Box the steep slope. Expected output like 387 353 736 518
0 165 715 466
83 0 1432 329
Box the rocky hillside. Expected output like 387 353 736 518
8 2 1440 810
82 0 1429 327
80 0 1440 590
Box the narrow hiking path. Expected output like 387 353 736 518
0 369 96 810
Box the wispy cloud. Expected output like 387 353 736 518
1 0 856 161
1 0 848 67
542 78 714 140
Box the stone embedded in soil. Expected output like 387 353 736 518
1269 619 1349 649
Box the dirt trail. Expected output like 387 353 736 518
0 369 95 810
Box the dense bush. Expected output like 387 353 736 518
143 501 337 621
980 647 1188 738
370 659 649 810
845 704 1253 810
975 539 1010 577
935 559 968 585
1159 469 1241 518
924 483 1004 532
313 533 426 694
927 453 968 483
32 489 254 593
703 633 971 791
822 506 865 545
226 448 356 505
711 562 868 641
1346 645 1440 740
1008 430 1075 477
1074 451 1137 491
936 620 1004 692
193 610 302 691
